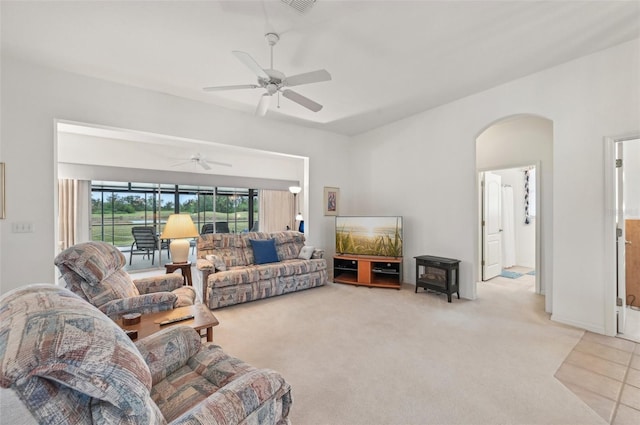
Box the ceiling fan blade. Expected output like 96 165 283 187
284 69 332 87
205 159 233 168
203 84 259 92
281 89 323 112
255 93 271 116
198 159 212 170
232 51 270 80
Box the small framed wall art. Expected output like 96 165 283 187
323 186 339 216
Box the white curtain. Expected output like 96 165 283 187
501 185 516 268
258 189 294 233
58 179 91 251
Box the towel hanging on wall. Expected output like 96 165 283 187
524 168 536 224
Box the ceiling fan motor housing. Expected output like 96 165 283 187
265 33 280 46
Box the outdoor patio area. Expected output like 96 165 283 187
120 242 199 273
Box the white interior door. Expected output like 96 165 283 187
616 142 627 333
483 172 502 281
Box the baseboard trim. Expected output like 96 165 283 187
550 314 607 336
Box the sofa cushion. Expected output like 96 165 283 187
197 233 248 268
272 231 306 261
207 259 327 289
82 269 140 308
206 254 227 271
298 246 314 260
249 239 280 265
55 241 126 285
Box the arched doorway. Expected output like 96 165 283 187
475 114 553 313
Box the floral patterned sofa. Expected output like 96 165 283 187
55 241 196 320
196 231 327 309
0 284 292 424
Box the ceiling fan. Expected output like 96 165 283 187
172 153 232 170
203 33 331 116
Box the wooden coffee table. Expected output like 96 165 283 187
116 304 219 342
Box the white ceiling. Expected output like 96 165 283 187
2 1 639 136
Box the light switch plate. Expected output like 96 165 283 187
11 222 35 233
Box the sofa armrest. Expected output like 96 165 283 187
99 292 177 319
135 326 202 385
196 258 214 272
133 274 184 294
196 259 215 302
170 368 292 425
186 343 256 388
312 248 325 259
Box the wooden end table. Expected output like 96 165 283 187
116 304 219 342
165 261 193 286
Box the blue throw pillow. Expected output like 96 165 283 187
249 239 280 264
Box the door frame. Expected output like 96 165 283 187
477 162 542 296
604 133 640 336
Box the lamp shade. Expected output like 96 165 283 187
289 186 301 194
160 214 199 239
160 214 199 263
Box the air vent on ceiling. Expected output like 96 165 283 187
281 0 317 14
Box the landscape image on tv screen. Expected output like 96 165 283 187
335 216 403 257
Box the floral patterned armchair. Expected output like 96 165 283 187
54 241 196 320
0 284 292 424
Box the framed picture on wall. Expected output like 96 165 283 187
323 187 339 216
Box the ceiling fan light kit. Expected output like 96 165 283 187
280 0 317 15
203 32 331 117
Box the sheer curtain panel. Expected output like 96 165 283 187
258 190 294 233
58 179 91 251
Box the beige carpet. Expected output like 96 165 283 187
210 278 606 425
0 275 610 424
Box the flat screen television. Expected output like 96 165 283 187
335 216 403 257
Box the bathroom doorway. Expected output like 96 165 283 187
480 166 537 287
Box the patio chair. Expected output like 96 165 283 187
130 226 168 265
215 221 230 233
201 223 214 234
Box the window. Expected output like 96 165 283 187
91 181 258 248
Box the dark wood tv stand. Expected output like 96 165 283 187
333 254 402 289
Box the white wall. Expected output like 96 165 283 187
0 55 352 293
351 39 640 335
491 168 536 269
57 131 306 185
2 39 639 338
624 140 640 219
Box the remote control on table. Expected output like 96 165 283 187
159 314 194 326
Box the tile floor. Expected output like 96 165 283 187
555 331 640 424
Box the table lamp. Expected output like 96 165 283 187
160 214 199 263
